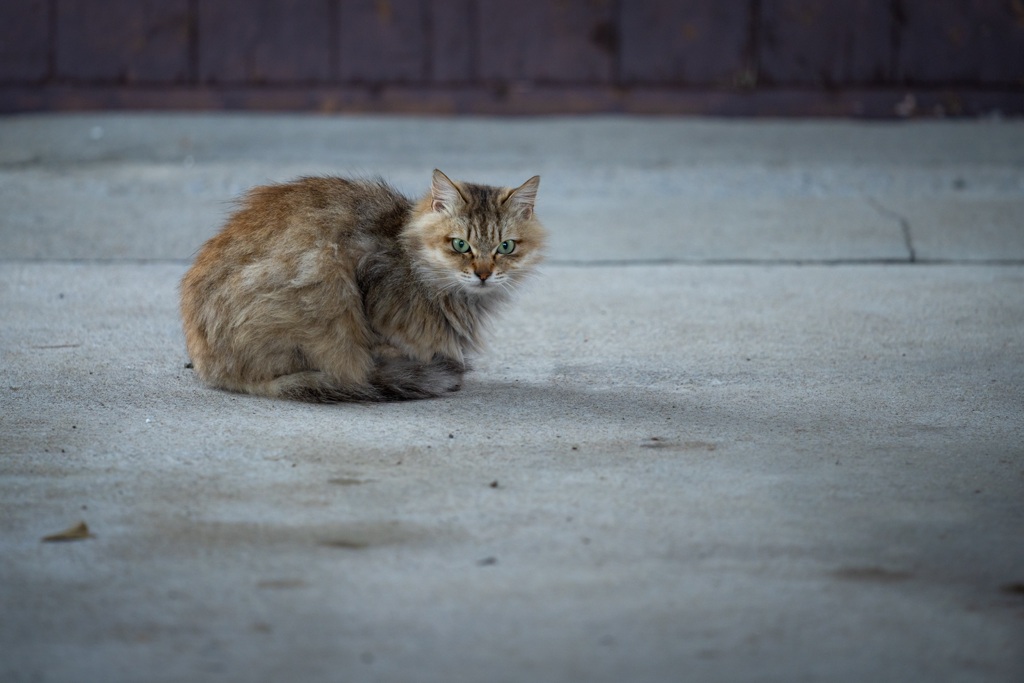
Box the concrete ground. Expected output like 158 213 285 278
1 114 1022 683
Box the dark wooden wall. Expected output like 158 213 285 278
2 0 1022 116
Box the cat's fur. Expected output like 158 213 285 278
179 170 545 402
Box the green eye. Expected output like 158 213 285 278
451 238 471 254
497 240 516 255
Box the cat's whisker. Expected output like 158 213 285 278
498 281 517 297
433 277 467 294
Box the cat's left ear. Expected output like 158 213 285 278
504 175 540 219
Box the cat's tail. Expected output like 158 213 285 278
231 358 465 403
233 371 384 403
203 370 376 403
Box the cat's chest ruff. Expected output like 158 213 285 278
411 295 482 360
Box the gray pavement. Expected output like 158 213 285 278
1 114 1023 683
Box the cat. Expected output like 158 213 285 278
179 169 546 402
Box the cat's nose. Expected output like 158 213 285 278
475 269 491 282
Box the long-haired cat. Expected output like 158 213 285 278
179 170 545 402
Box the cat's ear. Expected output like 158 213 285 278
431 169 466 213
504 175 540 219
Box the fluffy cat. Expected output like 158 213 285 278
179 170 546 402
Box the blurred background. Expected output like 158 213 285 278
2 0 1022 117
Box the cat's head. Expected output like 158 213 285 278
405 170 547 297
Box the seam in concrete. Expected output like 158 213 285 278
549 258 1024 267
866 197 916 263
551 258 913 267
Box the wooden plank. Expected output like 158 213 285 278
430 0 475 82
198 0 332 83
759 0 893 86
477 0 614 82
3 84 1022 117
620 0 750 85
897 0 1024 85
55 0 190 82
0 0 49 82
337 0 428 82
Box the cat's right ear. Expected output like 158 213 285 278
431 169 465 214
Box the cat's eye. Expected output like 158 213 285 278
497 240 516 255
451 238 471 254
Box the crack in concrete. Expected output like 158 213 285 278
866 197 916 263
